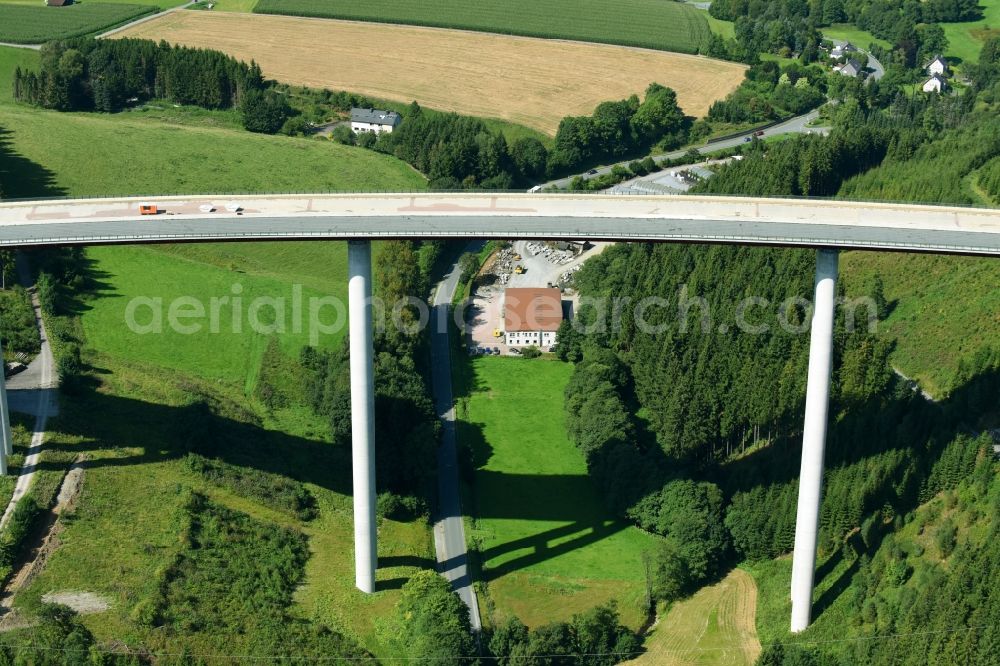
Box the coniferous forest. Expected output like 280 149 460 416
549 36 1000 666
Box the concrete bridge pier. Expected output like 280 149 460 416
0 338 9 476
790 248 839 633
348 240 377 593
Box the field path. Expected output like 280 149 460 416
626 568 761 666
113 12 745 135
96 1 196 39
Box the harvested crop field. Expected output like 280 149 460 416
114 12 746 135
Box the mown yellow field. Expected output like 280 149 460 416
625 569 761 666
114 12 746 135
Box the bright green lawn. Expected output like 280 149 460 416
81 244 346 389
254 0 712 55
821 24 892 50
0 2 156 44
701 8 735 40
841 252 1000 399
457 356 660 630
941 0 1000 65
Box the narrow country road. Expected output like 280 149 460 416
0 265 58 530
430 243 483 632
543 108 824 189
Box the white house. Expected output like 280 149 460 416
835 58 863 77
925 54 949 76
922 74 948 93
350 108 401 134
503 287 563 349
830 42 857 59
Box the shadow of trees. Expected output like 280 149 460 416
0 128 65 200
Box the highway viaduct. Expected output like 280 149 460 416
1 192 998 634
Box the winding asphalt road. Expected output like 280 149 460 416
543 109 824 189
430 245 483 631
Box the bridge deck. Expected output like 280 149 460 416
0 193 997 255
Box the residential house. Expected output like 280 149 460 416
830 41 857 59
350 108 401 134
835 58 863 77
503 287 563 349
922 74 948 93
925 54 949 76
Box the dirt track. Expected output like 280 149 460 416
114 12 746 135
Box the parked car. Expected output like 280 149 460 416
754 130 765 137
587 169 598 175
743 136 752 143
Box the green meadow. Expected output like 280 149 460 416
455 356 660 630
0 43 433 658
842 251 1000 398
0 104 424 198
941 0 1000 65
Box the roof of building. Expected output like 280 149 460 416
841 58 863 76
926 54 948 68
46 0 73 6
504 287 563 332
350 108 400 125
924 74 948 88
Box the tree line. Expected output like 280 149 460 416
388 569 642 665
706 60 826 125
337 83 689 189
13 38 292 134
299 241 442 515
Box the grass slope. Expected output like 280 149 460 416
253 0 712 55
752 458 997 659
0 63 432 657
456 356 660 630
0 3 156 44
80 244 345 389
941 0 1000 65
821 24 892 50
841 252 1000 398
0 105 425 197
